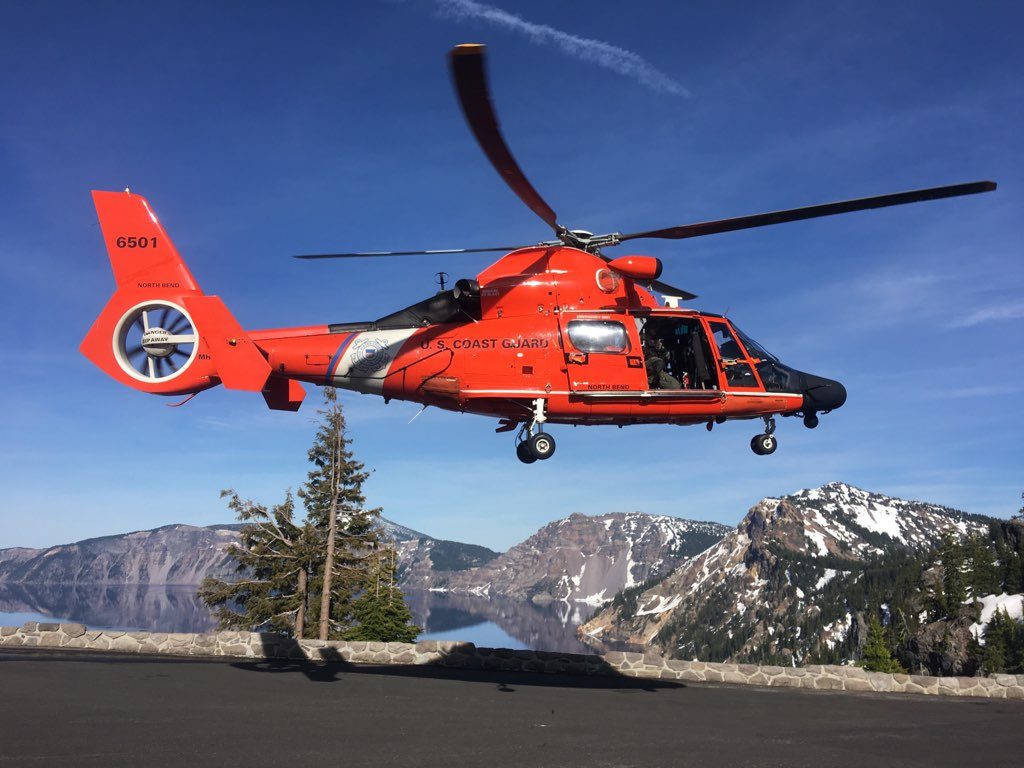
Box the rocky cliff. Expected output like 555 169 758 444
580 483 994 665
0 519 491 587
0 525 242 585
409 512 730 604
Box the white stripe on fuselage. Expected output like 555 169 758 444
330 329 417 395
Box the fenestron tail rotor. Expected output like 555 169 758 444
114 301 198 383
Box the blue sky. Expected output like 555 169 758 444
1 0 1021 551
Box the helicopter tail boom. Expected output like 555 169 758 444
80 190 274 398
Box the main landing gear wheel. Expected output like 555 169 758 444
751 434 777 455
528 432 556 460
516 442 537 464
513 397 554 464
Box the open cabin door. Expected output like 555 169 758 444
558 316 647 394
637 316 720 391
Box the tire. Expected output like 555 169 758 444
528 432 556 460
516 441 537 464
751 433 777 455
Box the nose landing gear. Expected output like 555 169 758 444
751 416 778 456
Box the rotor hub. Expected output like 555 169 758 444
141 327 175 357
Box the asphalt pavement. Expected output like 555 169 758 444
0 650 1020 767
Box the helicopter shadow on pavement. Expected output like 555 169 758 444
230 635 681 693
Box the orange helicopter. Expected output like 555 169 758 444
81 44 996 463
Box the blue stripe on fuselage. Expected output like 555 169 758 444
326 333 356 384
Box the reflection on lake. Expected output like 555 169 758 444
404 590 598 653
0 583 217 633
0 583 601 653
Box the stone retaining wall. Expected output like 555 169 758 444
3 622 1023 700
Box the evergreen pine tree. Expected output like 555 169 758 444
858 614 906 673
938 533 967 616
966 535 999 598
925 568 947 623
198 490 316 634
200 389 419 641
345 548 421 643
1002 512 1024 594
298 388 384 640
973 607 1024 675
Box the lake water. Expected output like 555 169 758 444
0 583 601 653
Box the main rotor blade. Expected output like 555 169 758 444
619 181 997 242
647 279 698 301
449 44 561 234
294 246 527 260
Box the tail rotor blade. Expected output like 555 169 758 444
168 315 191 334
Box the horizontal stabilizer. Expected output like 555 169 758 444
263 376 306 411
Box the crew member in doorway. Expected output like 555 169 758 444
644 334 680 390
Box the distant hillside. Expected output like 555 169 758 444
0 518 480 586
0 524 242 585
0 512 726 604
581 483 998 669
403 512 730 604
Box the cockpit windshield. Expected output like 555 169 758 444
733 325 800 393
734 326 779 363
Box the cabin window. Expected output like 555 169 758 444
567 320 630 354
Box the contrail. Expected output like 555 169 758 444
434 0 690 97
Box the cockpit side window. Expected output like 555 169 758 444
708 321 760 389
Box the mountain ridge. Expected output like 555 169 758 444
0 512 727 602
580 482 996 664
404 512 730 603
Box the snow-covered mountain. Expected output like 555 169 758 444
580 483 993 662
409 512 730 603
377 519 430 543
761 483 982 557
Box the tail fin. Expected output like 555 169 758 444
90 190 201 292
81 190 271 396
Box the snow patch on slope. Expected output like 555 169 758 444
969 593 1024 643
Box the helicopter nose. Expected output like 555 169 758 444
801 374 847 414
